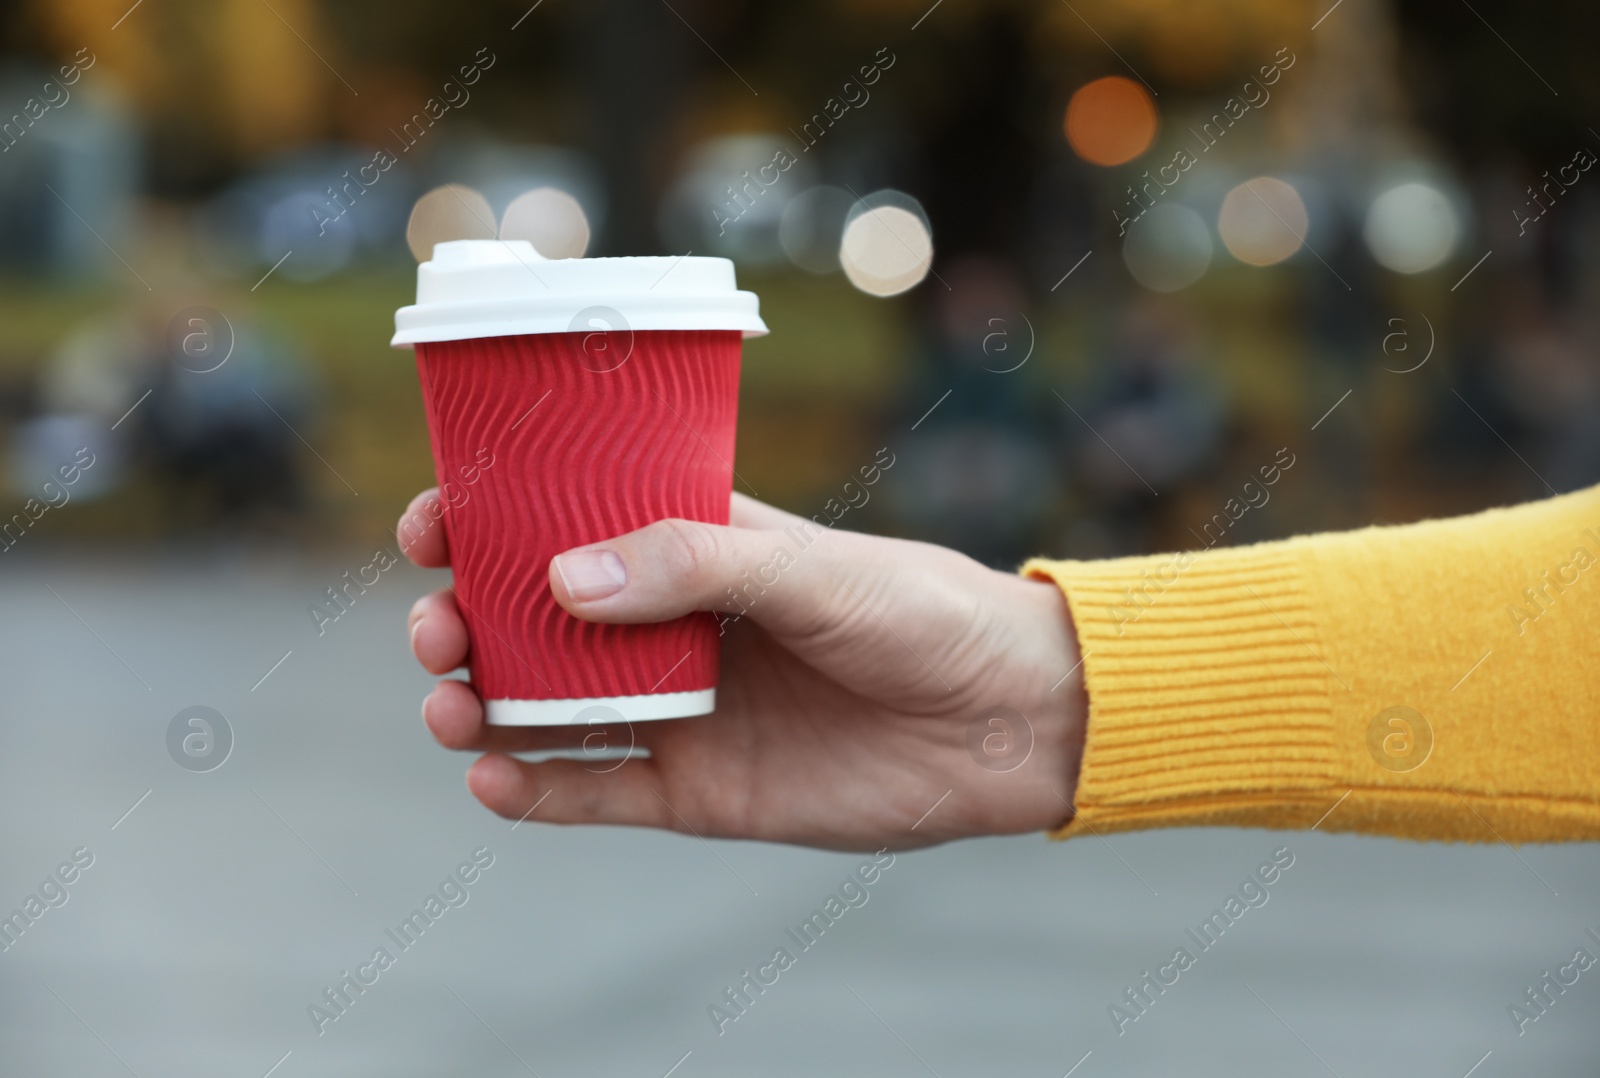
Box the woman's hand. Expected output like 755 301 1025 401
401 490 1086 852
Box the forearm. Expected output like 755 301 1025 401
1030 483 1600 843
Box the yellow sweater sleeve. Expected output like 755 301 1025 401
1025 483 1600 844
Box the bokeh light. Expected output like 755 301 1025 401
499 187 591 259
659 134 810 265
1122 203 1212 292
1064 76 1159 167
1218 177 1308 266
840 201 934 297
406 184 496 262
1364 181 1460 274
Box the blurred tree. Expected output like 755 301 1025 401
578 0 690 254
26 0 339 187
1033 0 1307 89
1396 0 1600 159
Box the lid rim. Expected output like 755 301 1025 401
392 324 769 347
395 243 767 347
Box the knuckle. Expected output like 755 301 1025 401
655 518 722 583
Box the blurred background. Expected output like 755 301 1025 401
2 0 1598 1075
4 0 1599 556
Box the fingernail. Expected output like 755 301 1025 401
553 549 627 601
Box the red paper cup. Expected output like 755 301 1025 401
394 242 767 724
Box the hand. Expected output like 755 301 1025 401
400 490 1087 852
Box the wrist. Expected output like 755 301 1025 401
981 570 1088 832
1029 575 1088 818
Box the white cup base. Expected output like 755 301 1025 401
485 689 716 726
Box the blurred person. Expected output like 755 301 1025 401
1434 281 1600 501
1302 205 1383 528
35 296 317 528
398 478 1600 849
891 256 1058 566
37 309 153 426
31 301 164 499
143 316 316 528
1489 290 1600 495
1064 297 1224 554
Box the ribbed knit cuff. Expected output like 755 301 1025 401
1026 543 1337 838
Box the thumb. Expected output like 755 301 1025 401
549 517 848 635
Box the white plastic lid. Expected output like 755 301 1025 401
391 240 768 347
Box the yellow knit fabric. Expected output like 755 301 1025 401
1026 484 1600 844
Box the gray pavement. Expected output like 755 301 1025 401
2 551 1596 1077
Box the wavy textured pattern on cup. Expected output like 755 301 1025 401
415 329 741 705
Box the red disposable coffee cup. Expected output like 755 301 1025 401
392 241 767 724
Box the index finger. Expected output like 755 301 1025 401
397 487 451 567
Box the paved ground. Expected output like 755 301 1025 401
2 550 1597 1077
